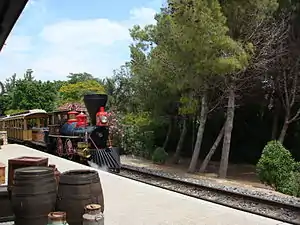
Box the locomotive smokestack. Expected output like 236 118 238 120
83 94 108 125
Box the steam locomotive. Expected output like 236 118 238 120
0 94 121 173
47 94 121 172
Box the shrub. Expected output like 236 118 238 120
294 161 300 172
107 110 123 146
256 140 295 190
277 171 300 197
152 147 168 164
121 112 155 158
122 112 152 127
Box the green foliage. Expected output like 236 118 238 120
104 65 135 113
256 141 296 191
122 125 155 158
5 109 27 115
58 80 106 103
221 0 279 39
128 13 182 115
168 0 249 78
127 0 251 123
179 95 198 115
67 72 99 84
277 171 300 197
294 161 300 172
278 161 300 197
1 70 59 113
121 112 155 158
0 70 104 115
152 147 168 164
122 112 152 126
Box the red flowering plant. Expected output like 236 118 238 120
107 107 124 147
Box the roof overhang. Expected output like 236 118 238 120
0 0 29 51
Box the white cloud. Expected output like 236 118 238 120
129 7 157 26
1 36 32 53
0 4 158 81
39 19 129 46
39 7 157 47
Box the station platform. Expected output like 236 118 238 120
0 144 290 225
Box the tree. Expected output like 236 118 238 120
217 0 279 178
171 94 198 164
0 70 58 112
11 78 57 112
58 79 106 104
165 0 249 173
129 24 177 114
104 64 135 112
67 72 101 84
266 4 300 143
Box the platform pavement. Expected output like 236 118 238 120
0 144 291 225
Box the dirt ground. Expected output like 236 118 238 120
121 155 273 190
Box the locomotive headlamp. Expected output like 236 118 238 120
100 116 108 123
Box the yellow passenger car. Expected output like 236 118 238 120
0 109 49 146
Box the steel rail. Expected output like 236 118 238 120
120 164 300 225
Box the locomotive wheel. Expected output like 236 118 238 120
56 137 63 156
65 139 74 160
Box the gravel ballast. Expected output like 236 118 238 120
121 164 300 224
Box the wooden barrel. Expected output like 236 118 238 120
11 166 57 225
56 169 104 225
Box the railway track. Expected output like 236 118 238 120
7 143 300 224
119 164 300 225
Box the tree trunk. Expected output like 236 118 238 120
171 117 188 164
278 119 289 143
188 93 208 173
199 123 225 173
271 106 279 140
219 88 235 178
163 117 173 149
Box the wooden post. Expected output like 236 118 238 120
37 118 40 128
24 120 27 130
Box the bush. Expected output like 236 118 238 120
293 161 300 172
107 110 123 146
121 112 155 158
152 147 168 164
277 171 300 197
122 125 155 158
122 112 152 127
256 140 295 191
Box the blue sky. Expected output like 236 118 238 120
0 0 163 81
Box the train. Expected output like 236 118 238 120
0 94 121 173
